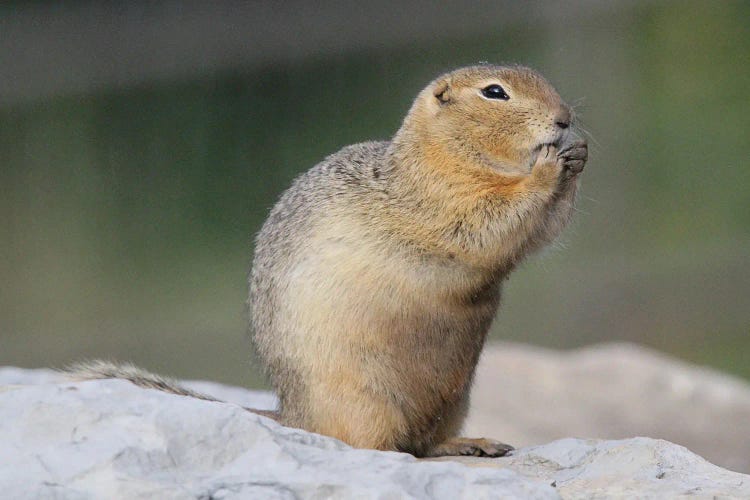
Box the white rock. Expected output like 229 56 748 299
438 438 750 498
0 376 553 499
466 342 750 473
1 363 749 499
9 340 748 475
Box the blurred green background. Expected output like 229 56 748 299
1 1 748 388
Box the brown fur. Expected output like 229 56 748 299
66 65 586 458
64 360 280 421
250 65 588 457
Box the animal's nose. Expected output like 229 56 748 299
555 108 572 129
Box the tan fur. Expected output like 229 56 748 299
67 65 587 459
250 65 588 457
64 360 280 421
65 360 215 401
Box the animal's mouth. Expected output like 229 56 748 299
535 138 562 151
527 140 560 170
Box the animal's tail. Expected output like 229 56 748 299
64 359 280 421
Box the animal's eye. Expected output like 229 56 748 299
481 84 509 100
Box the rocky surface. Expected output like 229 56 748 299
0 375 552 499
2 342 750 498
467 342 750 474
436 437 750 499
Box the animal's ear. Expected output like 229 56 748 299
433 79 452 104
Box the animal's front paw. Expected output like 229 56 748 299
425 437 514 458
557 140 588 178
530 144 563 189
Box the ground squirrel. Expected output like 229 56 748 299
71 65 587 458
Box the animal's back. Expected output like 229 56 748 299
249 140 391 422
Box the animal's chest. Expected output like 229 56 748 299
292 217 502 356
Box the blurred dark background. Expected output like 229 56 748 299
1 1 748 388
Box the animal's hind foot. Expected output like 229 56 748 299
425 437 514 458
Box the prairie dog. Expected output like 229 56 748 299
249 64 588 457
70 65 586 458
